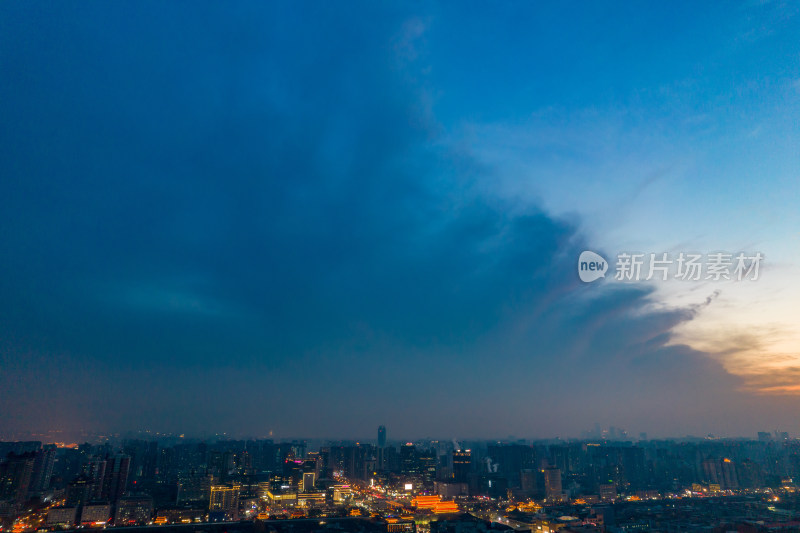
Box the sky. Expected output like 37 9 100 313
1 1 799 441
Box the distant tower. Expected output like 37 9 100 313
377 426 387 471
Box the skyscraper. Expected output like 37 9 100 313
0 452 35 506
544 467 562 502
378 426 387 471
101 455 130 503
29 446 56 495
400 443 417 476
452 450 471 483
86 458 106 500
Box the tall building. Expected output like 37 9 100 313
177 472 212 503
543 467 562 502
65 475 93 506
703 458 739 490
301 472 316 492
419 449 438 489
86 458 107 500
209 483 240 520
29 446 56 495
101 455 130 503
452 450 471 483
520 469 538 497
701 458 721 486
0 452 35 506
400 443 418 476
487 444 535 487
377 427 387 471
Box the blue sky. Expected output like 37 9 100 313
1 1 799 439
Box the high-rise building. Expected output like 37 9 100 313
101 455 130 503
400 444 417 476
86 458 106 500
28 446 56 496
383 445 400 473
418 449 437 489
520 469 538 497
301 472 316 492
487 444 535 487
377 427 387 471
703 458 739 490
452 450 471 483
209 483 240 520
543 467 562 502
0 452 35 505
290 441 306 461
65 475 93 506
701 458 721 485
177 472 212 503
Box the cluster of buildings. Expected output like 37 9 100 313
3 428 800 531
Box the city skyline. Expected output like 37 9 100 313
3 424 800 447
8 429 800 531
2 2 800 439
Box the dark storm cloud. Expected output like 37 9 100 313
0 2 753 437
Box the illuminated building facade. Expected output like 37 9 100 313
209 483 241 520
301 471 316 492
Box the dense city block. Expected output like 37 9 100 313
4 429 800 532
